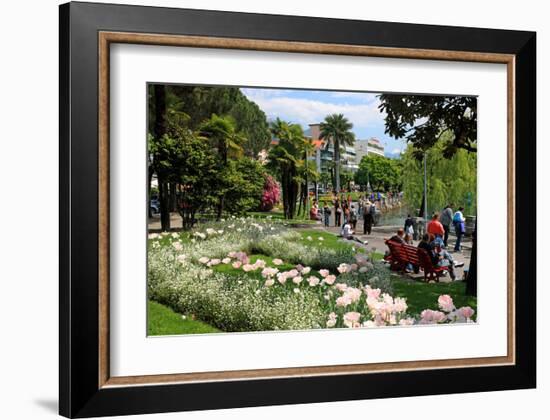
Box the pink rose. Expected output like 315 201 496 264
420 309 447 324
346 287 362 303
457 306 475 319
307 276 320 286
319 269 330 278
438 295 455 312
399 317 415 326
337 263 349 274
292 276 303 284
365 286 381 299
336 295 352 307
277 272 288 284
324 274 336 285
343 312 361 327
334 283 348 292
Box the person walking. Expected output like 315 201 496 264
404 214 415 237
343 203 350 226
349 205 358 230
453 206 466 252
334 198 342 227
363 202 374 235
322 202 331 227
426 213 445 247
440 204 453 247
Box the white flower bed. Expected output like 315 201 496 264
148 217 474 333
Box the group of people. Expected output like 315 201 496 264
307 192 374 241
387 203 468 280
388 227 464 281
426 204 466 252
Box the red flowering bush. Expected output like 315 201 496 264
259 175 280 211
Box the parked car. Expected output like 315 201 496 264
150 198 160 215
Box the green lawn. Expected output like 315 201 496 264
297 229 355 251
391 277 477 318
246 210 317 224
148 300 220 335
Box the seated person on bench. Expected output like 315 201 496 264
389 228 406 244
418 233 457 280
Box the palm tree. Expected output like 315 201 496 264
267 119 304 219
200 114 244 164
300 136 316 216
319 114 355 193
200 114 245 219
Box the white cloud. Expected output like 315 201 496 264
242 91 385 131
328 91 378 102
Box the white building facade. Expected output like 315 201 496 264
354 138 385 163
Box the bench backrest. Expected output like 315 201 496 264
416 247 436 270
385 240 433 269
386 240 407 262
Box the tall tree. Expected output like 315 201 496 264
151 84 171 231
267 118 304 219
319 114 355 193
378 94 477 158
200 114 245 219
164 85 270 157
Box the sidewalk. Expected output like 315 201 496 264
307 219 472 282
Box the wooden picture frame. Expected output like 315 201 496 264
60 2 536 417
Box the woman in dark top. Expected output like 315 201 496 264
334 198 341 227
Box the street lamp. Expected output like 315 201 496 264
423 151 428 219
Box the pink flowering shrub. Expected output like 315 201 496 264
259 175 280 211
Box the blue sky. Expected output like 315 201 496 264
240 87 407 157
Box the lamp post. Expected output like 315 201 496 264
423 151 428 219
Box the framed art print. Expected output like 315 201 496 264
59 2 536 417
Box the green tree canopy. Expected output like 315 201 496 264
148 85 271 157
378 94 477 158
354 154 402 192
400 133 477 215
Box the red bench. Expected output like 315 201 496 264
384 240 446 282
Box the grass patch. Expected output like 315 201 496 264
391 277 477 318
296 229 355 252
148 300 220 335
247 211 317 224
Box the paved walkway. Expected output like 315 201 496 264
307 219 472 282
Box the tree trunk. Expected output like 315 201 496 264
466 220 477 296
147 165 153 218
418 192 426 218
216 195 225 221
159 178 171 231
153 84 169 230
304 149 309 215
169 183 177 212
334 139 341 193
297 183 303 217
